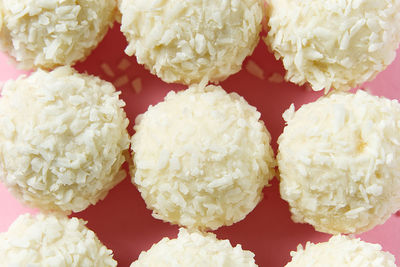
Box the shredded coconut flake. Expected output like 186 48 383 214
0 213 117 267
286 235 396 267
131 228 257 267
101 62 116 77
268 72 284 83
117 58 132 71
131 85 275 230
119 0 264 84
114 75 129 88
245 60 265 79
278 90 400 234
131 77 142 94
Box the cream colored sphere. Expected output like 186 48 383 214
131 85 275 230
285 235 396 267
0 0 116 69
278 90 400 234
131 228 257 267
119 0 264 84
0 213 117 266
0 66 130 213
265 0 400 91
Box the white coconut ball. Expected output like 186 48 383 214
0 0 116 70
265 0 400 91
131 85 275 230
119 0 264 84
285 235 396 267
131 228 257 267
0 213 117 266
278 90 400 234
0 66 130 213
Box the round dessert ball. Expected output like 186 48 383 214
0 66 130 213
131 228 257 267
0 0 116 70
278 90 400 234
119 0 264 84
285 235 396 267
0 213 117 266
131 85 275 230
265 0 400 91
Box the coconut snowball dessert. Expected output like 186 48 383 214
265 0 400 92
0 66 130 213
0 0 116 70
278 90 400 234
131 85 275 230
0 213 117 266
285 235 396 267
131 228 257 267
119 0 264 85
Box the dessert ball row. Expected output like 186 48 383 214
1 0 399 91
1 67 399 235
0 213 396 266
0 67 399 265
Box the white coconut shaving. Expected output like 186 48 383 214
0 213 117 267
285 235 396 267
114 74 129 88
278 90 400 234
101 62 116 78
246 60 265 80
0 0 116 70
265 0 400 92
0 66 130 213
131 77 142 94
117 58 131 71
119 0 264 84
131 85 275 230
268 72 284 83
131 228 257 267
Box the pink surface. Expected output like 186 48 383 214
0 25 399 266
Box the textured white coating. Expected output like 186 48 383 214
131 85 275 230
278 90 400 234
265 0 400 92
131 228 257 267
119 0 263 84
0 213 117 267
285 235 396 267
0 0 116 70
0 66 130 213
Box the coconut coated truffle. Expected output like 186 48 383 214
265 0 400 91
0 66 130 213
285 235 396 267
0 0 116 70
131 228 257 267
278 90 400 234
0 213 117 266
131 85 275 230
119 0 263 84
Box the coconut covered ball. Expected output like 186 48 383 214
0 0 116 70
119 0 263 84
278 90 400 234
285 235 396 267
131 85 275 230
131 228 257 267
0 213 117 266
265 0 400 91
0 66 130 213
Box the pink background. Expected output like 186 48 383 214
0 25 399 266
